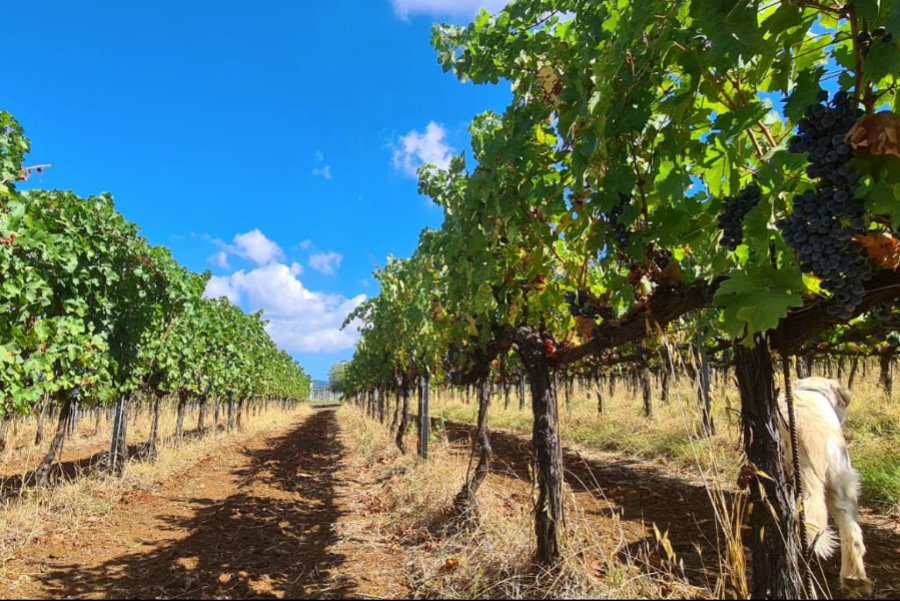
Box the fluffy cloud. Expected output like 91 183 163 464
205 275 241 304
391 0 509 19
392 121 455 178
232 229 284 264
203 262 366 353
207 229 284 268
210 250 230 270
309 251 343 276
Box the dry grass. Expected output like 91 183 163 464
0 400 310 581
337 403 707 599
385 363 897 598
431 366 898 514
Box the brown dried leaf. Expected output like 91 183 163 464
845 111 900 158
855 232 900 270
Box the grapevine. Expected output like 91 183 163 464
565 290 599 319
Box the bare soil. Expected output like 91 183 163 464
0 408 409 599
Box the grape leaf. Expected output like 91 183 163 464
714 263 805 339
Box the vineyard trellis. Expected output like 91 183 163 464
339 1 899 598
0 112 312 485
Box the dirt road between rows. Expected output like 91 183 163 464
0 408 408 599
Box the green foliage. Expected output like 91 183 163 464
345 0 899 394
328 360 349 395
0 116 311 416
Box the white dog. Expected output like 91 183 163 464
778 376 870 593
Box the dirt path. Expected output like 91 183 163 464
1 408 408 599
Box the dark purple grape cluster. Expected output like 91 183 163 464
607 193 631 249
565 290 599 319
787 90 861 182
651 247 674 270
717 182 762 250
778 90 871 319
858 27 893 56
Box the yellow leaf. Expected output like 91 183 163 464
537 65 561 99
465 315 478 337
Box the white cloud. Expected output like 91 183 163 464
203 262 366 353
206 229 284 268
392 0 509 19
312 165 332 180
309 251 343 276
210 250 230 270
232 229 284 265
392 121 454 178
204 275 241 304
298 239 314 250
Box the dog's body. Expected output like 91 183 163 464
778 376 869 592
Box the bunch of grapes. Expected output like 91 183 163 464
651 246 673 270
565 290 599 319
717 182 762 250
778 90 872 319
607 193 631 250
858 27 893 56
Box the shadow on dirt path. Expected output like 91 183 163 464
441 419 900 599
22 409 351 599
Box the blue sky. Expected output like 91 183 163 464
7 0 511 380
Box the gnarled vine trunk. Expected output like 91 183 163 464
518 375 526 411
418 373 430 460
735 336 803 599
197 398 208 433
595 375 604 414
515 327 563 565
693 338 715 435
147 395 161 460
109 394 129 475
848 357 860 389
175 391 188 440
453 377 492 513
30 394 72 487
640 363 652 418
213 396 221 433
0 412 12 452
395 387 410 454
226 392 235 432
389 391 400 435
796 352 813 379
34 401 46 446
880 353 893 398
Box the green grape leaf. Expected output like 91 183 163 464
714 263 805 339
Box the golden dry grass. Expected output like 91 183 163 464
350 361 896 598
431 364 898 514
337 403 707 599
